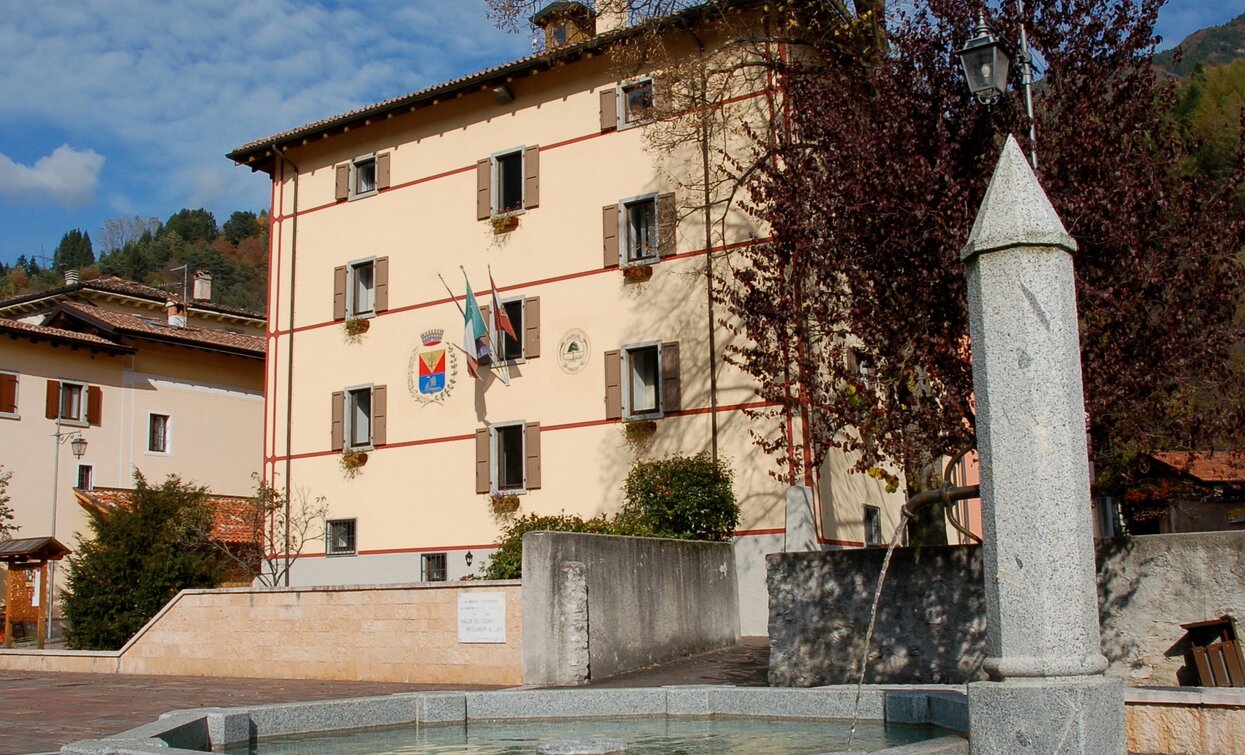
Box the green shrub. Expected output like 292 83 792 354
481 513 653 580
622 453 738 541
481 454 737 579
62 474 222 650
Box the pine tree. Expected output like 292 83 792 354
61 474 222 650
52 229 94 273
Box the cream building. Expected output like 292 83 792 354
229 1 904 634
0 274 265 619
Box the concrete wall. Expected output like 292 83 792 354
522 532 739 685
0 581 522 685
768 532 1245 687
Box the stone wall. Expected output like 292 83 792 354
522 532 739 685
768 532 1245 687
0 582 523 685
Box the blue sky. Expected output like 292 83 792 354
0 0 1240 268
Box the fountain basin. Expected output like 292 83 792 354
59 685 969 754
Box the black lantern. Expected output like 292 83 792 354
465 551 474 566
70 434 88 459
955 15 1010 104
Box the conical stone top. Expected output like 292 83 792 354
960 135 1077 261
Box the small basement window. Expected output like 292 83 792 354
422 552 447 582
864 505 882 546
327 518 357 555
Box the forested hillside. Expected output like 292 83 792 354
0 209 268 313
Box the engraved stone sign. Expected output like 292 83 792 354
458 591 506 644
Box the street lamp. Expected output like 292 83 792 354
47 423 87 641
955 3 1040 169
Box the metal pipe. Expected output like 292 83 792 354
274 147 301 587
1017 0 1038 168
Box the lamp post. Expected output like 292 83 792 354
955 2 1040 168
48 418 88 641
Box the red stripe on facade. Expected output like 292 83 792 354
268 236 772 339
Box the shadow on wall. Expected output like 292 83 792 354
767 545 988 687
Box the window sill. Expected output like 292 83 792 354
623 411 664 422
491 487 528 496
345 445 374 454
144 450 172 457
347 189 378 201
618 118 654 131
326 551 358 557
57 418 88 428
0 413 19 421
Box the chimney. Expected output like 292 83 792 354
595 0 628 34
531 2 596 48
64 270 80 286
165 300 187 329
192 270 212 301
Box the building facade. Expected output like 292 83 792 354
230 2 905 633
0 275 265 618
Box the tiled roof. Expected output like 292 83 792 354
0 317 134 353
74 488 259 546
0 275 264 322
1151 451 1245 483
54 301 265 357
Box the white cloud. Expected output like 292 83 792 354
0 145 104 206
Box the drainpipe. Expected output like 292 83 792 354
274 146 300 587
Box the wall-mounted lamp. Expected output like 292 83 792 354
70 434 88 459
465 551 474 566
492 85 514 104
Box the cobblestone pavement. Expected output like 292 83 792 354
0 640 768 754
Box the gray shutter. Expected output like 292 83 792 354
602 204 620 268
331 391 344 451
371 385 387 446
376 153 391 190
476 158 491 220
335 164 350 201
525 422 542 490
658 192 677 258
374 257 389 312
524 145 540 209
475 428 491 494
661 341 681 413
87 385 102 426
604 350 622 420
524 297 540 358
600 87 618 131
333 266 347 320
45 380 59 419
0 373 16 414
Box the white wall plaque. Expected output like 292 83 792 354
458 591 506 643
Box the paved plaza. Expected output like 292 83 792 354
0 639 768 754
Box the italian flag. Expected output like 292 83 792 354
463 278 491 379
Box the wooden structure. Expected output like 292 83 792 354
1 537 70 648
1181 616 1245 687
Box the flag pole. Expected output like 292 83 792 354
436 272 467 319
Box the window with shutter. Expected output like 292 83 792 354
0 372 17 417
604 350 622 420
332 266 347 321
619 78 655 128
476 159 491 220
475 428 490 494
491 421 527 492
600 87 618 131
375 153 391 191
525 422 541 490
350 154 378 199
341 257 380 319
524 145 540 209
374 257 390 313
371 385 387 446
657 192 677 258
330 391 344 451
493 148 524 215
86 385 102 426
602 204 620 268
47 380 89 424
660 341 681 413
335 165 350 201
618 341 679 419
344 384 374 450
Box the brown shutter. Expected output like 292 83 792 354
45 380 60 419
602 204 620 268
330 391 344 451
375 153 391 190
333 266 347 321
335 164 350 201
604 350 622 420
525 422 542 490
371 385 387 446
476 158 491 220
0 373 16 414
658 192 677 258
87 385 102 426
524 145 540 209
652 71 673 118
475 428 491 494
600 87 618 131
374 257 389 312
524 297 541 359
661 341 681 413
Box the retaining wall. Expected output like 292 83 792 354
768 531 1245 687
0 581 522 685
522 532 739 685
